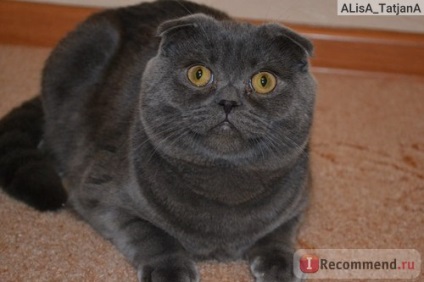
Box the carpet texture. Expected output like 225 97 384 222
0 45 423 281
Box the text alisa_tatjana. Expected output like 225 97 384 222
337 1 423 16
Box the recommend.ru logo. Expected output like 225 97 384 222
294 249 421 279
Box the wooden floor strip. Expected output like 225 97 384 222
1 1 423 76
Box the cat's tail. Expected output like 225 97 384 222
0 97 67 211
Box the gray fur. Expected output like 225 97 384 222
40 1 315 281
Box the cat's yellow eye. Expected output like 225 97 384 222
251 72 277 94
187 65 212 87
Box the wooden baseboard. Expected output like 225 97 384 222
0 1 97 47
1 1 424 76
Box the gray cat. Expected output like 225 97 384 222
0 0 315 281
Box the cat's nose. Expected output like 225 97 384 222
218 99 240 115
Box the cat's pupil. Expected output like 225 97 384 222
260 76 267 87
196 69 203 80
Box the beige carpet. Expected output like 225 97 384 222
1 45 423 281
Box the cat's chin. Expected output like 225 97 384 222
197 124 250 156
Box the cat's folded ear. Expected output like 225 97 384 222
156 14 215 56
157 14 214 37
260 24 314 57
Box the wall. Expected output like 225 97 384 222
22 0 424 34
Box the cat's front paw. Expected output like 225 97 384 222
137 255 199 282
250 251 303 282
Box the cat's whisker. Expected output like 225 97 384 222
249 138 266 162
131 118 188 152
273 131 309 156
145 134 186 166
259 135 279 157
143 125 193 166
166 128 192 151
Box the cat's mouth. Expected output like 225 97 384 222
186 118 266 156
210 120 239 135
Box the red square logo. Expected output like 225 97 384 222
299 254 319 273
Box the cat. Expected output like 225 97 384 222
0 0 315 281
